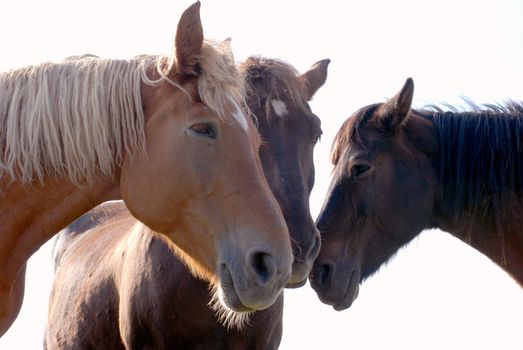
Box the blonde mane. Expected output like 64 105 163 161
0 56 148 184
0 40 245 185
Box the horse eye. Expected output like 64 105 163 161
189 123 216 139
350 163 372 179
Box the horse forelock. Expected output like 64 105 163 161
196 40 247 122
0 55 150 184
241 56 308 119
331 104 380 166
144 39 247 120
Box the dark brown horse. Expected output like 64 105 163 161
45 57 329 349
310 78 523 311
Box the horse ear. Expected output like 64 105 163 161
379 78 414 130
174 1 204 76
300 59 330 101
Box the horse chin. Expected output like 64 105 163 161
216 258 285 313
310 263 361 311
285 261 311 288
332 270 360 311
208 283 252 331
216 263 255 312
286 278 307 288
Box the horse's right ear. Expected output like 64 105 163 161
378 78 414 130
174 1 204 76
300 59 330 101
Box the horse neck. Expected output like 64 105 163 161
428 107 523 285
437 213 523 286
0 175 120 286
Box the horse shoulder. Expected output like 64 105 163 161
117 226 214 348
46 211 133 350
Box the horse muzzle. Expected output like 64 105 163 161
309 259 361 311
217 248 291 312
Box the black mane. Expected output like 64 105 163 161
426 101 523 230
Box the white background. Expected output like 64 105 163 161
1 1 522 349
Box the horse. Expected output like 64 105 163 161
0 2 294 336
310 78 523 311
45 56 330 349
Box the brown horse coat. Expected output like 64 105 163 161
311 78 523 311
0 2 295 335
46 57 329 349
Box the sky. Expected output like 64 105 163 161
1 0 523 349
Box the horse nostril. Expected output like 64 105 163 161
318 263 332 288
249 251 276 286
306 233 321 260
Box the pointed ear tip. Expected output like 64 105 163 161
185 1 201 15
179 1 202 23
314 58 331 69
399 78 414 99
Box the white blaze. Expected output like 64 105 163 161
271 99 288 117
229 96 249 131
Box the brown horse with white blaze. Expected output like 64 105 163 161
311 78 523 311
250 57 327 286
0 2 293 336
45 57 329 349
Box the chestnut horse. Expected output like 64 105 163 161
311 78 523 310
0 2 293 336
45 57 329 349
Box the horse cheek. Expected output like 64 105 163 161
119 148 184 234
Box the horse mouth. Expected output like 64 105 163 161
332 270 360 311
218 263 256 312
286 278 307 289
286 260 311 288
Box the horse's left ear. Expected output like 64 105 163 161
379 78 414 130
300 59 330 101
174 1 204 76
